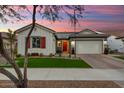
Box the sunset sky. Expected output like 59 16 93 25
0 5 124 35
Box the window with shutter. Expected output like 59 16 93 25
32 37 40 48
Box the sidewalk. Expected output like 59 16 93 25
0 68 124 80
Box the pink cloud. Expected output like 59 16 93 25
85 5 124 15
12 17 124 32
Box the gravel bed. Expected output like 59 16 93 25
0 80 120 88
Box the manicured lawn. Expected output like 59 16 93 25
113 56 124 60
15 57 91 68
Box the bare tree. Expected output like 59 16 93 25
0 33 24 87
0 5 84 88
0 5 25 87
23 5 38 87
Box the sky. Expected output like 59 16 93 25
0 5 124 35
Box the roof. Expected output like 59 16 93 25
69 29 109 38
15 23 108 39
69 34 109 38
116 36 124 39
0 32 17 40
55 29 108 39
15 23 56 34
116 37 124 42
79 29 105 34
55 32 76 39
0 32 10 39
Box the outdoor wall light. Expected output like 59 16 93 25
71 41 75 46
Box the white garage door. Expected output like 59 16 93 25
76 41 103 54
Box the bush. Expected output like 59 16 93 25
109 49 118 54
49 53 54 57
16 54 22 57
104 48 109 54
31 53 39 56
39 53 43 57
28 53 31 56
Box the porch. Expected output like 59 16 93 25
56 40 75 56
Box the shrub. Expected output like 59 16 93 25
16 54 21 57
28 53 31 56
104 48 109 54
39 53 43 57
31 53 39 56
49 53 54 57
109 49 118 54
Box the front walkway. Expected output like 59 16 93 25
0 68 124 80
1 68 124 87
78 54 124 68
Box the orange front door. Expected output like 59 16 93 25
63 41 68 52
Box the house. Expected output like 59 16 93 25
116 36 124 53
0 32 12 52
116 36 124 42
0 32 12 64
16 23 108 56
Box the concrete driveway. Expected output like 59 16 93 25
78 54 124 68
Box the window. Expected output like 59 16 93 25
32 37 40 48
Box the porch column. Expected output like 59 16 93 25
55 39 57 54
69 39 71 58
74 39 76 58
102 38 104 54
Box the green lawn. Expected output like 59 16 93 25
114 56 124 60
15 57 91 68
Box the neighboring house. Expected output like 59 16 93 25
0 32 11 52
16 23 108 56
0 32 12 64
116 36 124 53
116 37 124 42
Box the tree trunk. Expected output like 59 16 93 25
0 68 22 88
10 34 13 59
0 33 23 86
23 5 38 88
74 10 76 58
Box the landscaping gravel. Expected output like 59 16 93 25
0 80 120 88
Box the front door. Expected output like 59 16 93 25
63 41 68 52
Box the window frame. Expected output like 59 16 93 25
31 36 41 48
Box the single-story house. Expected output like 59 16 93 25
116 36 124 53
116 36 124 42
0 32 13 52
0 32 13 64
16 23 108 56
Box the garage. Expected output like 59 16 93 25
76 41 103 54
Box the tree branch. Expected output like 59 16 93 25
0 33 23 82
0 68 20 87
23 5 38 88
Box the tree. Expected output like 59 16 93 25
0 5 25 87
7 29 16 60
0 5 84 88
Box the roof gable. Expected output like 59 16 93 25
69 29 108 38
15 23 56 34
78 29 97 35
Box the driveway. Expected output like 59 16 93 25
78 54 124 68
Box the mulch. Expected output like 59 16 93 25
0 80 121 88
